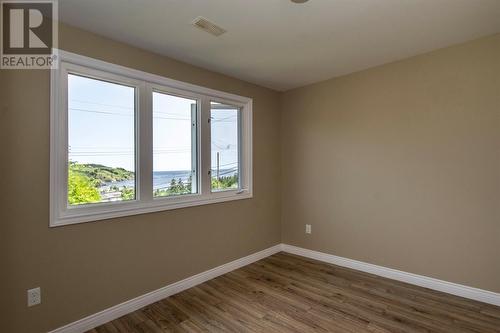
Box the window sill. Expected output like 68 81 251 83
50 190 252 227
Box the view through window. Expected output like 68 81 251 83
53 53 252 226
67 74 136 205
211 102 240 192
153 91 197 197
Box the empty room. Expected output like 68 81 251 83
2 0 500 332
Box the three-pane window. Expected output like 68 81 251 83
51 51 252 226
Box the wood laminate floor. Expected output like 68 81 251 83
87 252 500 333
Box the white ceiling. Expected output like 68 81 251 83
59 0 500 91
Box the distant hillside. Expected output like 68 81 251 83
69 162 134 186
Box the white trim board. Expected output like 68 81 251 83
49 243 500 333
281 244 500 307
49 244 282 333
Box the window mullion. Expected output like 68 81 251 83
200 97 212 196
191 101 199 194
237 107 243 190
139 82 153 202
58 66 69 216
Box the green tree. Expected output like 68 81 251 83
120 187 135 200
169 178 178 194
186 175 192 193
212 174 238 191
177 178 186 193
68 168 101 204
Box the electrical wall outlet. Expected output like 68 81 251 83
305 224 312 234
27 287 41 307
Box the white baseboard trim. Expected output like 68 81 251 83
49 243 500 332
49 244 282 333
281 244 500 307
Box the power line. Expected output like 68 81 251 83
69 107 131 117
69 108 191 121
69 152 134 156
70 146 191 150
211 115 237 122
211 142 237 150
153 116 191 121
71 153 192 157
70 149 191 153
212 168 238 177
216 162 238 168
153 110 192 118
70 99 134 110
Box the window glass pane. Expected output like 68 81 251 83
68 74 136 205
211 102 240 192
153 92 197 197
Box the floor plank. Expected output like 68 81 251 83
87 252 500 332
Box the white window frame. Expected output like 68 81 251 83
50 50 253 227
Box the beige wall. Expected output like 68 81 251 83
3 21 500 333
1 24 281 333
281 34 500 293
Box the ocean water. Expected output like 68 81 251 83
103 169 237 191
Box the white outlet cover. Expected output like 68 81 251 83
27 287 41 307
305 224 312 234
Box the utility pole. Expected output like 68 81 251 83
216 152 220 183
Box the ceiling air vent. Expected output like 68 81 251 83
192 17 226 37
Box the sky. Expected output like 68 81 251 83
68 74 238 174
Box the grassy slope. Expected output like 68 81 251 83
69 162 134 186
